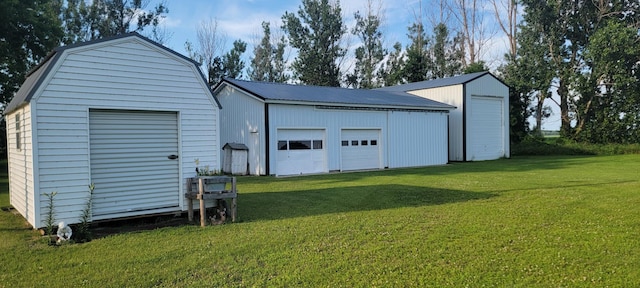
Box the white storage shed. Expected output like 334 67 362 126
222 143 249 175
4 33 221 228
377 72 510 161
213 78 455 176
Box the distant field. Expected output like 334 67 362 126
1 155 639 287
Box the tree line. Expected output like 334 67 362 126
1 0 639 147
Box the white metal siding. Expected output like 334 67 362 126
341 129 382 171
26 36 218 226
89 110 180 219
268 104 388 173
406 85 464 161
387 110 449 168
217 86 266 175
6 105 36 226
266 104 450 174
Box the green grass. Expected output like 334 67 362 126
513 137 640 155
1 155 640 287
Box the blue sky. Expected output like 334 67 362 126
149 0 560 130
156 0 512 62
158 0 433 55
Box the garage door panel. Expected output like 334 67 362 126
276 129 326 176
470 97 504 160
89 109 180 219
341 129 381 171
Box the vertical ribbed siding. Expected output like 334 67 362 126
217 86 266 175
405 85 465 161
387 111 449 168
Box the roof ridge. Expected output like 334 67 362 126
224 77 351 90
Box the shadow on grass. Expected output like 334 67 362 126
237 156 594 186
239 184 495 222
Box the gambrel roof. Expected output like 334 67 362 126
4 32 218 114
215 78 455 111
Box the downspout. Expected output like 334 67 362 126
264 103 270 175
447 113 450 163
462 84 467 161
385 110 389 168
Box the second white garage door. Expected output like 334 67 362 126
276 129 326 176
341 129 382 171
469 96 505 160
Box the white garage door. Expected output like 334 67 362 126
470 96 504 160
89 109 180 220
341 129 381 171
276 129 326 176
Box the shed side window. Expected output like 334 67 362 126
15 114 21 150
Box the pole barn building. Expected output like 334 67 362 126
377 72 510 161
4 33 221 228
213 78 455 176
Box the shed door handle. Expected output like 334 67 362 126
168 155 179 160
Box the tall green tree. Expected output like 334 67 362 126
346 0 386 89
379 42 405 86
403 22 431 83
431 23 464 79
500 55 534 143
282 0 346 86
220 39 247 80
503 0 556 135
1 0 64 107
248 21 288 83
61 0 168 44
200 39 247 85
518 0 598 137
462 60 486 74
576 20 640 143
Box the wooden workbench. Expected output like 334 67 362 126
185 176 237 227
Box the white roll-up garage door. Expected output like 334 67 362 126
276 129 326 176
469 96 504 160
89 109 180 220
341 129 382 171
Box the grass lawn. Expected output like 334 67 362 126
1 155 639 287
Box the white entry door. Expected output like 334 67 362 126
276 129 326 176
89 109 180 220
341 129 382 171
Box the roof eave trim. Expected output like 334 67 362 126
265 99 455 111
4 51 63 115
214 79 267 102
